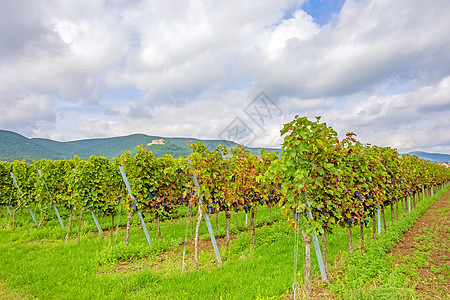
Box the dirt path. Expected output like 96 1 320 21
389 190 450 299
289 190 450 300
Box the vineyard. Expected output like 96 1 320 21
0 115 449 299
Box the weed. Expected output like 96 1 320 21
328 185 450 299
430 265 442 274
444 263 450 276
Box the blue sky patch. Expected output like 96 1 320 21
301 0 346 26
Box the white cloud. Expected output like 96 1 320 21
0 0 449 154
266 9 320 60
0 90 56 136
252 0 450 98
322 76 450 152
0 0 129 100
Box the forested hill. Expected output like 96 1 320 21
0 130 277 162
1 130 448 163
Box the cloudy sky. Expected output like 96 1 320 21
1 0 449 153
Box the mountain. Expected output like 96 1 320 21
0 130 67 162
2 130 449 163
0 130 279 162
407 151 450 163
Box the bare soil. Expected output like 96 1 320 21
285 190 450 300
389 190 450 299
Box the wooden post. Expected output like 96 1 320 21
119 166 152 247
191 170 222 264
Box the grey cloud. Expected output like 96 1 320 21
1 0 449 154
0 0 67 61
321 76 450 152
0 89 57 136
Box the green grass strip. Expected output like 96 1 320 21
328 185 450 300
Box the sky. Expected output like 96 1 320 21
1 0 449 154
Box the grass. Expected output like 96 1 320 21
0 186 447 299
327 184 450 300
